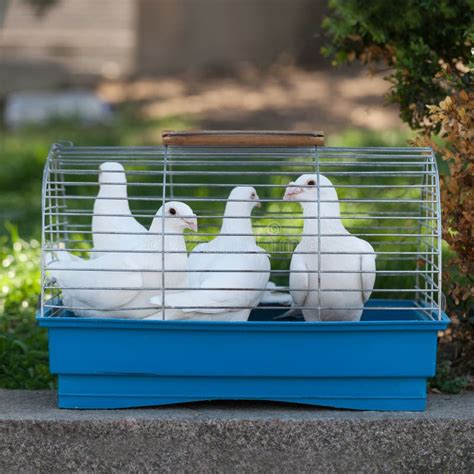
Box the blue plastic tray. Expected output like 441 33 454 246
37 299 449 411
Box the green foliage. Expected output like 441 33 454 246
0 225 53 389
430 361 469 394
322 0 473 129
0 111 193 237
327 129 412 148
416 92 474 379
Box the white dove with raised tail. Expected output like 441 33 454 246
47 202 197 318
92 162 148 257
283 174 376 321
148 187 270 321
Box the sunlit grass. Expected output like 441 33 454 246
0 225 53 389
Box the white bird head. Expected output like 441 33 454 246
283 174 337 203
98 162 126 185
227 186 261 212
157 201 198 232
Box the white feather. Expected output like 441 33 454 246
48 202 196 318
148 187 270 321
92 162 147 258
260 281 293 306
284 174 376 321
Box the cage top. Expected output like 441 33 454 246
162 130 325 147
41 138 442 322
46 142 437 167
48 142 434 153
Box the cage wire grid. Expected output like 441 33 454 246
41 143 442 321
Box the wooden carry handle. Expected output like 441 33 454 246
162 130 324 147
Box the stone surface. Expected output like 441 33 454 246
1 390 473 472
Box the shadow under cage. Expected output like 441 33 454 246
38 131 449 411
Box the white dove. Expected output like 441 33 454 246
48 202 197 319
148 187 270 321
92 162 148 257
283 174 376 321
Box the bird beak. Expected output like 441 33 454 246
254 194 261 208
183 216 198 232
283 183 303 201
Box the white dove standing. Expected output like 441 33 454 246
148 187 270 321
48 202 197 318
92 162 148 257
283 174 376 321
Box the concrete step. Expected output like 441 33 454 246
0 390 473 472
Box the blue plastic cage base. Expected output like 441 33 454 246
37 300 449 412
57 375 428 411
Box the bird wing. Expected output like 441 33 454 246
150 242 232 313
195 252 270 310
186 241 220 287
152 271 268 314
151 288 238 314
48 253 143 309
152 250 270 314
260 281 293 305
289 251 309 307
359 240 376 303
360 253 376 303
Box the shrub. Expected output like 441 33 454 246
416 88 473 380
322 0 473 128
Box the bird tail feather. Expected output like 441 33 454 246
272 306 300 320
150 291 239 314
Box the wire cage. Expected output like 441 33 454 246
38 131 449 411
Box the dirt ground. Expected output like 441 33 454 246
98 65 406 134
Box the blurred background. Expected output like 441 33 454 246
0 0 409 236
0 0 471 391
0 0 409 237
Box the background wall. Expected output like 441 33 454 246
0 0 136 93
0 0 326 93
136 0 325 75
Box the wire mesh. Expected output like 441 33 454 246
41 143 442 321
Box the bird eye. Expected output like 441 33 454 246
307 180 315 186
251 192 256 199
169 208 176 215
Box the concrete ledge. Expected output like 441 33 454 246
1 390 473 472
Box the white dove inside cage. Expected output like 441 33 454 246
42 131 442 323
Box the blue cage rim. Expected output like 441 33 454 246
37 299 449 331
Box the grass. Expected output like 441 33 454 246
2 115 460 391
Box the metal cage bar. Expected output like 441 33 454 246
41 144 442 321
